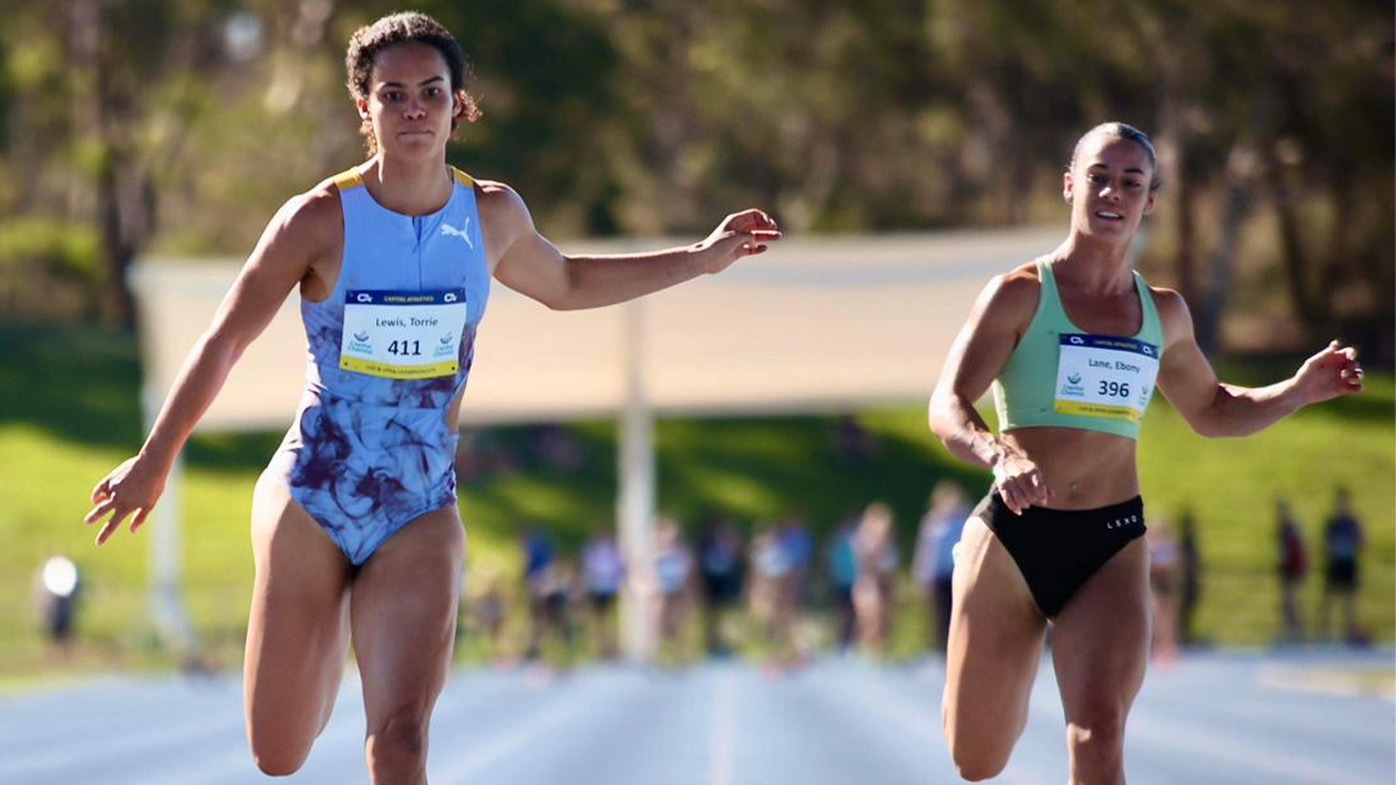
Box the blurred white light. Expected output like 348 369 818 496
224 12 264 62
43 556 78 598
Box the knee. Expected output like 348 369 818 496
949 746 1010 782
1066 704 1127 769
367 708 429 774
250 740 311 777
944 719 1011 782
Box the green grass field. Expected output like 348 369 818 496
1 324 1390 676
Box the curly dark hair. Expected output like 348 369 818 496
345 11 481 155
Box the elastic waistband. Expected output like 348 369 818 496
976 492 1144 525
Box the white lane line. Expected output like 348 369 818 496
840 663 1053 785
430 672 641 785
97 683 364 785
709 669 736 785
85 669 527 785
1141 688 1394 743
1127 712 1388 785
0 711 245 782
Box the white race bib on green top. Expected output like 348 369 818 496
1054 334 1160 424
339 289 467 379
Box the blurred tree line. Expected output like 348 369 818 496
0 0 1390 358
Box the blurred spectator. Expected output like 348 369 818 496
853 502 899 657
33 555 81 658
532 424 584 472
521 528 562 662
912 481 969 656
470 571 509 666
833 415 877 464
1320 486 1365 645
653 519 697 664
1177 509 1202 646
779 516 815 606
698 518 745 657
541 558 577 661
826 519 859 652
1147 518 1181 663
581 533 626 660
1276 499 1308 644
457 430 519 481
749 524 797 668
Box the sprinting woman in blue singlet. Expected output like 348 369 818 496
84 12 780 784
929 123 1362 784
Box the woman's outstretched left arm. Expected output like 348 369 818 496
1155 289 1363 438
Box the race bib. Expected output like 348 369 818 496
339 289 467 379
1054 334 1160 423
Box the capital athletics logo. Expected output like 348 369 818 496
1067 373 1082 385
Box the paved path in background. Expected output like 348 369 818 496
1 649 1391 785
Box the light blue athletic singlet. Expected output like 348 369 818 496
271 165 491 564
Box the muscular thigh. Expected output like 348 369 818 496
1051 538 1151 720
245 472 353 752
943 517 1048 753
351 506 467 722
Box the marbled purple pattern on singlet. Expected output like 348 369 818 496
272 168 490 565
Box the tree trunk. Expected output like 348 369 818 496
1196 143 1259 355
1265 155 1319 332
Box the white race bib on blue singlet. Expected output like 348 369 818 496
339 289 467 379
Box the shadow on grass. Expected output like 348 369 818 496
457 414 988 551
0 323 286 470
0 323 144 449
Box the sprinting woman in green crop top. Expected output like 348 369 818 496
928 123 1363 785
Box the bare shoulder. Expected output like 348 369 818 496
977 261 1042 325
1145 284 1195 340
1144 285 1201 353
472 179 538 263
473 178 531 225
265 179 343 257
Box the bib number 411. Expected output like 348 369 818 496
387 340 422 357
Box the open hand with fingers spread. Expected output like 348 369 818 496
85 455 167 545
695 209 783 274
1293 340 1364 405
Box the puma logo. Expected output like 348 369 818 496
440 218 474 249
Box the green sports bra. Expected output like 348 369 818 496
991 259 1165 440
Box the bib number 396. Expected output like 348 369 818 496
1097 380 1130 398
1054 334 1160 423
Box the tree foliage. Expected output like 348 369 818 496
0 0 1390 356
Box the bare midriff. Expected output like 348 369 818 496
1002 426 1141 510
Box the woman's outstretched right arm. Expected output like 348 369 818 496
84 187 339 544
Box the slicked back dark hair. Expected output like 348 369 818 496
1069 122 1163 192
345 11 481 154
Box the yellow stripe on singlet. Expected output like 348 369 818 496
334 166 469 191
332 168 366 191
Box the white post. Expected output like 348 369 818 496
143 384 196 657
617 299 657 662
